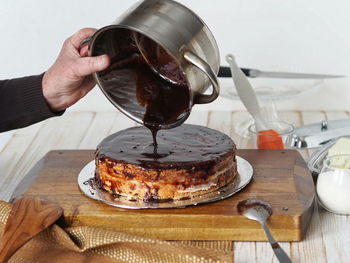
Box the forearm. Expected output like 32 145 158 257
0 74 64 132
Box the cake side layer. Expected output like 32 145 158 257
95 155 237 201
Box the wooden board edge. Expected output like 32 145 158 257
293 150 316 241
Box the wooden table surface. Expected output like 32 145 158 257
1 110 350 262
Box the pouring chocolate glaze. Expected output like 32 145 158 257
84 0 221 153
97 34 191 151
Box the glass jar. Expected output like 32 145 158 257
317 154 350 215
248 120 294 149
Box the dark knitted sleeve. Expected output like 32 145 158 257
0 74 64 132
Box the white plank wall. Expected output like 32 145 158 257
1 110 350 262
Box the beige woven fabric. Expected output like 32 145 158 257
0 201 232 263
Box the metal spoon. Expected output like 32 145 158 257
237 199 292 263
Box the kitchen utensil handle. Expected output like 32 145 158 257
219 66 251 78
262 222 292 263
79 36 92 49
183 51 220 104
225 54 266 129
78 37 92 56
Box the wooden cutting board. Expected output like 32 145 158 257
12 149 315 241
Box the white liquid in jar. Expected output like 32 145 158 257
317 170 350 214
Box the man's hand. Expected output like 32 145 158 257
42 28 110 111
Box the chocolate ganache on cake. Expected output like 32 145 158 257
95 124 237 201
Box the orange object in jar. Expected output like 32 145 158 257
257 129 284 149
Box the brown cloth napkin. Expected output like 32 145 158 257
0 201 232 263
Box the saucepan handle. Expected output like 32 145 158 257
183 51 220 104
79 36 92 50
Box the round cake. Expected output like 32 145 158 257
95 124 237 202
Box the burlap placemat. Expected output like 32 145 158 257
0 201 232 263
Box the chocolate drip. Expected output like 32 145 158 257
83 178 96 195
151 129 158 148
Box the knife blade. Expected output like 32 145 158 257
218 66 345 79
